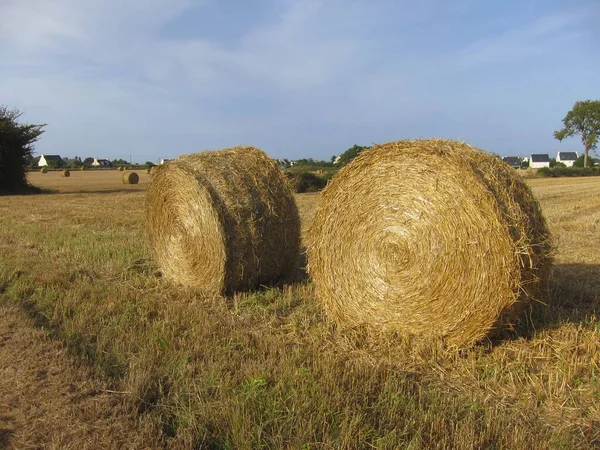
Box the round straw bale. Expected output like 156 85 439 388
118 166 124 172
146 168 152 174
40 167 48 173
307 139 552 347
146 146 301 295
123 171 139 185
61 169 70 178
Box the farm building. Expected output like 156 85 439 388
556 152 578 167
92 158 112 168
502 156 522 169
159 158 171 165
530 154 551 169
38 154 63 167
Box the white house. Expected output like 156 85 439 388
530 154 550 169
92 158 112 168
38 154 63 167
159 158 171 165
556 151 578 167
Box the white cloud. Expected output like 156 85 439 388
0 0 597 160
451 5 599 71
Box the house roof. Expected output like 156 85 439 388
530 154 550 163
502 156 521 166
557 152 578 161
42 155 62 160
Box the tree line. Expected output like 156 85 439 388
2 101 599 192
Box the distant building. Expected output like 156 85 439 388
333 155 342 164
92 158 112 168
276 159 291 169
38 154 63 167
502 156 522 169
160 159 171 165
556 151 578 167
530 154 551 169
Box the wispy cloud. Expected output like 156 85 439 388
0 0 598 159
451 5 599 71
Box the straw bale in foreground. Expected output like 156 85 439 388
307 139 552 347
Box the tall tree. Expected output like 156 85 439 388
0 106 46 192
554 100 600 168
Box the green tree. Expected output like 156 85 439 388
554 100 600 168
337 144 370 166
112 158 128 166
0 106 46 192
573 154 595 168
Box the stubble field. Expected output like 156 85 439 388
0 170 598 449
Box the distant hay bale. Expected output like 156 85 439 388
123 171 139 185
80 166 86 171
118 166 124 172
146 146 301 295
61 169 70 178
40 167 48 173
307 139 552 347
146 168 152 174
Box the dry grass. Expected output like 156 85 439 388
0 306 161 449
0 171 598 448
308 140 552 347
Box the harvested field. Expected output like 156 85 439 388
0 170 598 448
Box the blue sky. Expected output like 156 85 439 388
0 0 598 162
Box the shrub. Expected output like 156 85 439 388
0 106 45 192
573 155 595 168
538 166 600 177
290 171 328 193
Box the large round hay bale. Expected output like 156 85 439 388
118 166 125 172
40 167 48 173
123 171 139 185
146 146 301 295
307 139 552 347
61 169 70 178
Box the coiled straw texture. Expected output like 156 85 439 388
307 139 552 347
146 146 301 295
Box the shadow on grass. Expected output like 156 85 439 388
0 270 128 383
0 185 47 196
495 264 600 342
537 263 600 326
55 188 146 195
0 186 144 196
